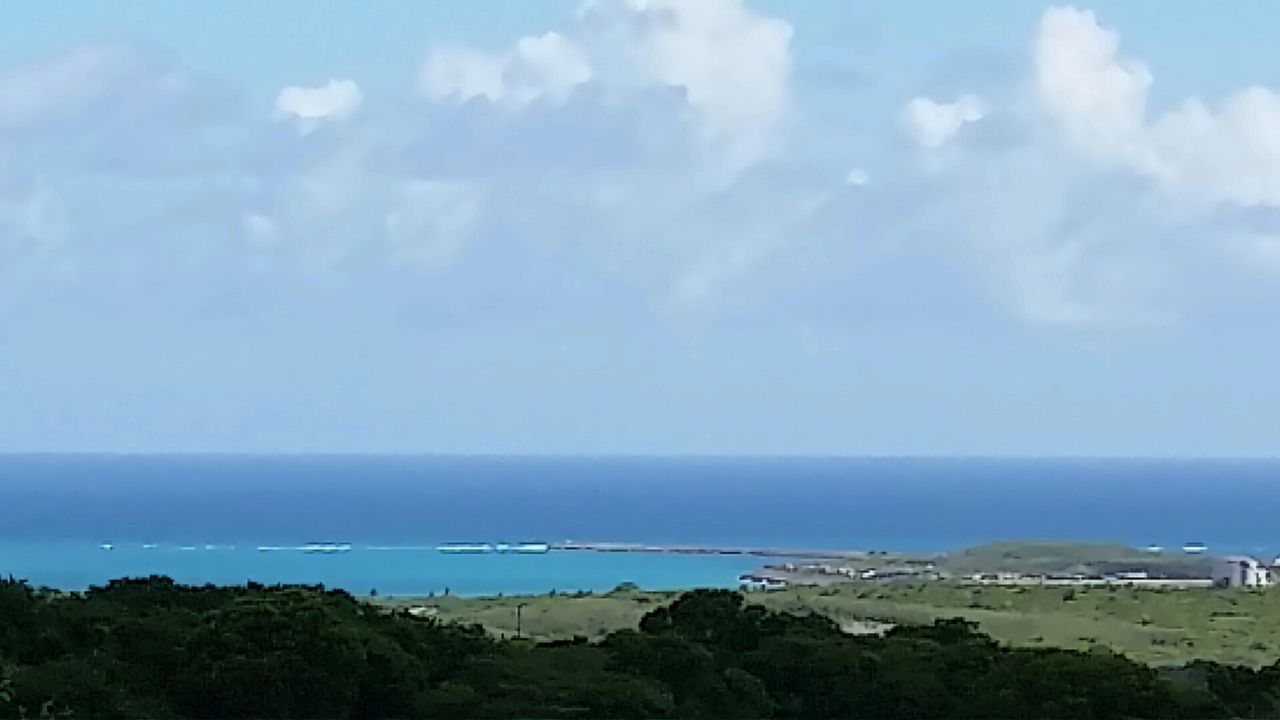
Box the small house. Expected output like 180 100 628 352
738 574 788 592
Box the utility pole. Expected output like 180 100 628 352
516 602 529 639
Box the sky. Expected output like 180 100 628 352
2 1 1280 456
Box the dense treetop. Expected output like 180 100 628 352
2 576 1278 718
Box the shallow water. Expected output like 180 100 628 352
0 541 761 596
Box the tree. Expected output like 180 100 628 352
0 577 1256 719
172 591 367 718
639 589 763 651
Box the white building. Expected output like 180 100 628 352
738 574 788 592
1212 556 1271 588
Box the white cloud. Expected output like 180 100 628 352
421 32 590 106
507 33 594 104
1035 5 1280 207
902 94 987 149
423 0 792 172
1034 7 1150 164
274 79 362 133
1146 89 1280 207
422 47 505 103
591 0 793 169
15 5 1277 336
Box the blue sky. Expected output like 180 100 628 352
2 1 1279 455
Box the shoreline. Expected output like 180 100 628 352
1 539 1225 598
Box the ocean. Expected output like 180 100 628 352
1 455 1277 596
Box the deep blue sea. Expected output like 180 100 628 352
1 455 1277 596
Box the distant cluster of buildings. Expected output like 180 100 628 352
739 560 943 591
738 574 789 591
738 552 1280 593
782 562 910 580
1211 556 1277 588
967 570 1156 583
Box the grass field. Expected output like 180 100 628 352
761 582 1280 667
373 581 1280 667
935 540 1210 578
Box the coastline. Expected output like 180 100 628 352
0 538 1224 598
544 539 1217 590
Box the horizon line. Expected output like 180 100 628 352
0 451 1278 462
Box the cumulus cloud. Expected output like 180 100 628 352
863 4 1280 328
1035 5 1280 207
902 94 987 149
585 0 793 169
274 79 362 133
423 0 792 171
13 4 1280 335
421 32 590 106
1034 7 1149 163
421 47 503 103
888 139 1181 329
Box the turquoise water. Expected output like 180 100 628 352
0 542 762 597
5 455 1280 594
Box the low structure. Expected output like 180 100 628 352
1212 555 1271 588
738 574 788 591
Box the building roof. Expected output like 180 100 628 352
1218 555 1262 563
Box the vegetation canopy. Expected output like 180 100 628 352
2 577 1279 718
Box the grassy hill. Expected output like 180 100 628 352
937 541 1212 578
376 580 1280 668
